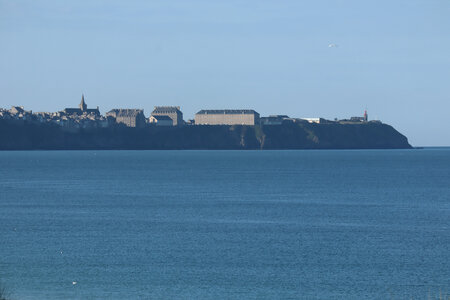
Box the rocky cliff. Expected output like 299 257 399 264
0 119 412 150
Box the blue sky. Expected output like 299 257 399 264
1 0 449 146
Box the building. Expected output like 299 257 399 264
106 109 146 128
300 118 329 124
9 106 27 115
350 111 368 122
151 106 183 126
350 116 365 122
195 109 260 125
347 111 369 123
149 115 173 126
8 106 32 120
63 95 100 116
260 115 289 125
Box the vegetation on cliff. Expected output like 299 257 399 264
0 119 411 150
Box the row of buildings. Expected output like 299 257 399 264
0 95 374 129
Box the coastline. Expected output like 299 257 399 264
0 119 411 150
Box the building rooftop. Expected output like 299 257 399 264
196 109 258 115
152 106 181 114
10 106 25 114
107 109 144 117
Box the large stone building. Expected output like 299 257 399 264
63 95 100 116
195 109 260 125
151 106 183 126
106 109 146 128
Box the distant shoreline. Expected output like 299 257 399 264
415 146 450 149
0 119 412 150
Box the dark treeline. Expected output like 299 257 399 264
0 119 411 150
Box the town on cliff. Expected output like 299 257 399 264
0 94 378 129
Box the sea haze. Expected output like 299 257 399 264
0 149 449 299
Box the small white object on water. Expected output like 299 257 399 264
72 281 77 285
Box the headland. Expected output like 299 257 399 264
0 96 412 150
0 119 411 150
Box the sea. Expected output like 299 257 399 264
0 149 449 299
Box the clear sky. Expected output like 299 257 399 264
1 0 449 146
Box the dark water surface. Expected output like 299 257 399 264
0 149 449 299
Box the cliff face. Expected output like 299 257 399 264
0 119 412 150
259 122 411 149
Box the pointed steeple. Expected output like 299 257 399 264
79 94 87 111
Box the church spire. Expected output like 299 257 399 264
79 94 87 111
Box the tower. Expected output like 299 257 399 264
364 110 368 122
79 94 87 111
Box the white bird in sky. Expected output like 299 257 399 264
328 43 338 48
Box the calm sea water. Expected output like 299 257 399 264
0 149 449 299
